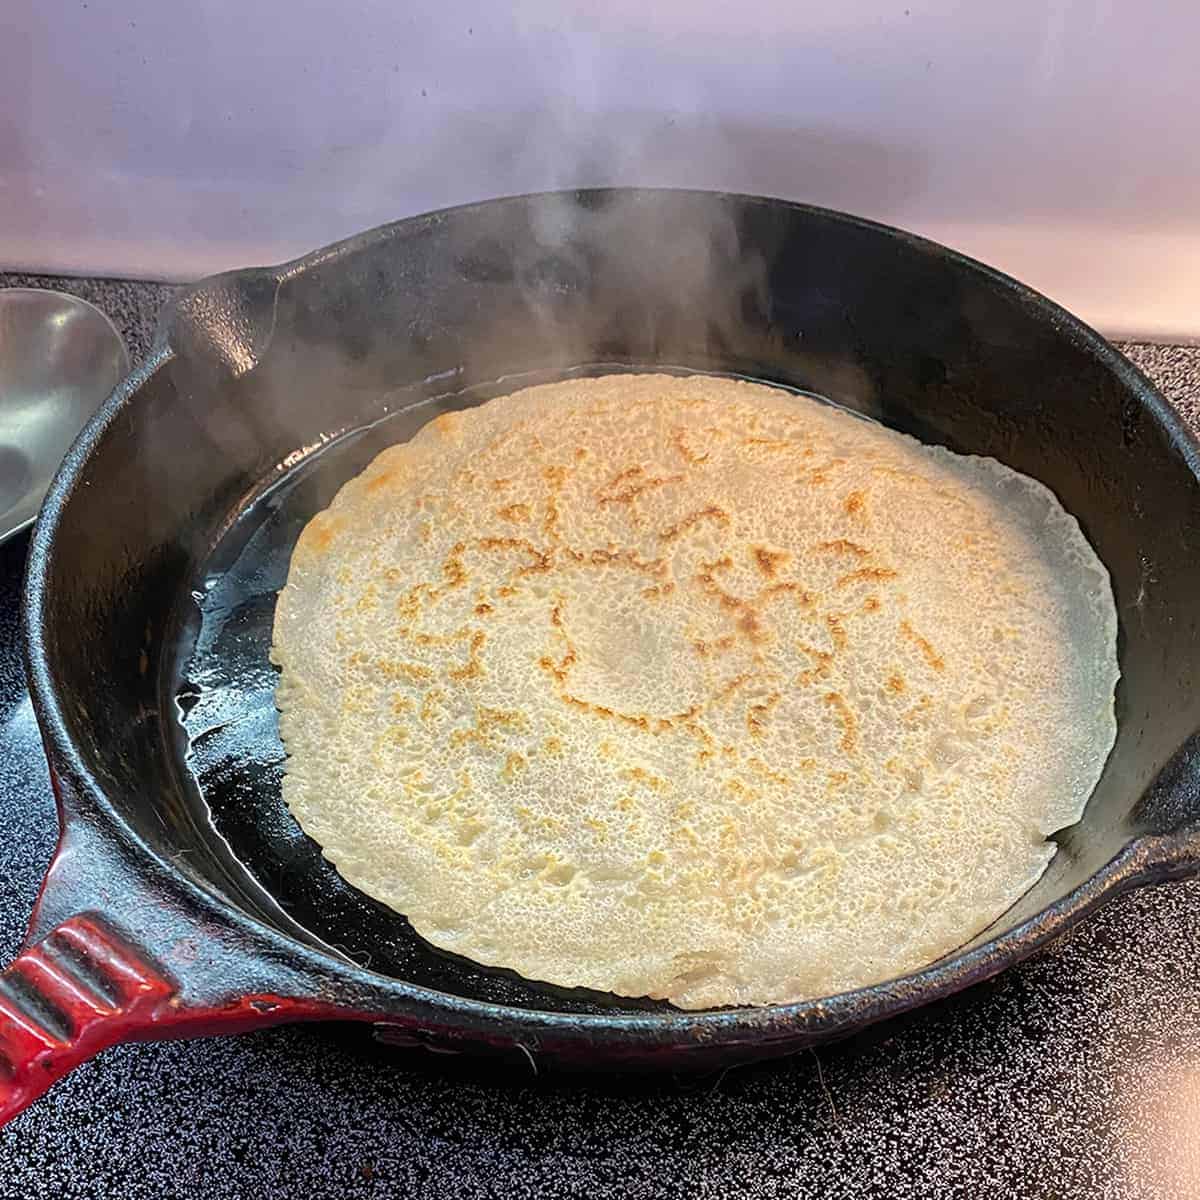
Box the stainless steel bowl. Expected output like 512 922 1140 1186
0 288 128 543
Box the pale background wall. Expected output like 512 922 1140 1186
1 0 1197 339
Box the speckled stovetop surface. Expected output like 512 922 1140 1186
1 273 1199 1200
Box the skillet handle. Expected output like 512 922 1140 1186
0 915 176 1127
1129 733 1200 883
1 808 361 1130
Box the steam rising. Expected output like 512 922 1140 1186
162 190 783 473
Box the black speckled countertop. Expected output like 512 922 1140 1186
2 273 1199 1199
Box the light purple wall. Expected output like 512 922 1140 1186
1 0 1197 337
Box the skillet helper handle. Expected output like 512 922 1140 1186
1140 823 1200 881
0 915 175 1127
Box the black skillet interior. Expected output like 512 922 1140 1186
36 190 1200 1019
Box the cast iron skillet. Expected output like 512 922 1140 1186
3 190 1199 1125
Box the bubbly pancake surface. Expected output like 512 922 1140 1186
271 373 1118 1008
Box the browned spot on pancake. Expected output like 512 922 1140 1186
538 644 578 685
836 566 898 588
747 756 790 787
752 546 790 578
861 596 882 613
419 689 445 725
538 465 571 538
826 613 848 652
501 752 527 781
824 691 858 752
903 694 936 725
671 428 710 465
447 708 517 753
302 514 342 554
696 556 805 647
543 736 563 754
844 490 866 517
476 536 552 575
695 556 741 611
442 553 468 589
738 610 763 640
761 581 815 607
746 693 781 738
642 582 676 599
491 477 512 491
556 688 698 734
693 634 737 657
474 602 493 616
429 412 462 439
599 705 649 731
724 777 753 800
477 706 525 733
448 630 487 682
565 546 667 578
796 644 834 685
575 447 588 461
685 720 718 757
696 563 772 644
497 502 531 522
604 465 642 490
900 619 946 671
598 465 684 506
449 726 489 751
817 538 870 558
713 673 752 706
626 767 669 792
364 470 396 494
408 627 471 648
395 549 471 618
659 505 730 542
886 673 906 694
377 660 433 684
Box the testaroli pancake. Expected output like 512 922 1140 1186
271 373 1118 1008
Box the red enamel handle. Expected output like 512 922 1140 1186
0 802 378 1129
0 915 177 1126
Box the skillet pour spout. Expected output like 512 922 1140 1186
6 190 1200 1125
